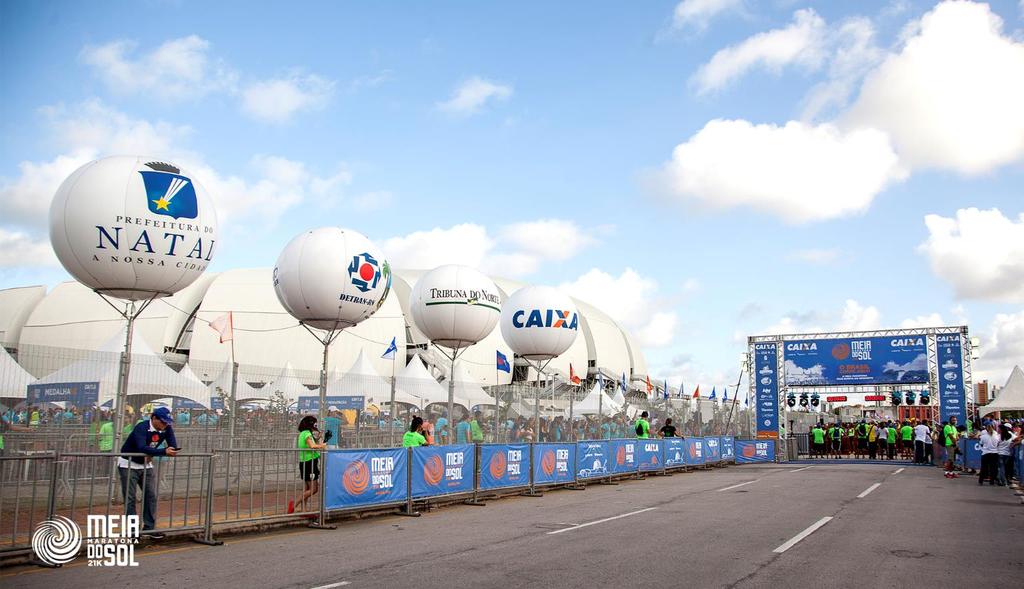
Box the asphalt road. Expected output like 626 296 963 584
3 462 1021 588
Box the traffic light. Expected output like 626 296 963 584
905 391 916 405
891 391 902 406
786 394 796 407
799 393 809 407
919 391 930 405
810 393 820 408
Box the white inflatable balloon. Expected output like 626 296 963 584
409 265 501 349
49 156 219 300
500 286 579 360
273 227 392 330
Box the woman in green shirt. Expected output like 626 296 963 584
290 416 327 514
403 416 428 448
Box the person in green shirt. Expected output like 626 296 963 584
635 411 650 439
900 422 913 460
811 424 825 458
886 421 897 460
827 424 842 459
469 411 484 443
943 416 959 478
290 415 328 514
403 416 428 448
98 420 114 452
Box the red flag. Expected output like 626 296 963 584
692 385 700 399
209 312 233 343
569 364 581 385
646 376 653 395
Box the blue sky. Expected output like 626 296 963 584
2 0 1022 390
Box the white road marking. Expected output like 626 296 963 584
310 582 350 589
857 483 882 498
546 507 657 535
789 466 813 473
893 468 905 474
773 517 833 553
716 479 760 492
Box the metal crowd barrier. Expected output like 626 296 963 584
0 436 773 558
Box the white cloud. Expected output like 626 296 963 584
80 35 237 100
558 268 678 348
658 118 905 223
837 299 880 331
671 0 743 31
437 77 512 115
241 73 334 123
789 248 840 264
691 8 827 94
752 299 880 336
802 17 884 120
845 1 1024 174
380 220 600 276
979 310 1024 385
899 313 945 329
0 229 58 268
919 208 1024 303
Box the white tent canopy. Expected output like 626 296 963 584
326 349 389 408
255 362 311 404
32 327 208 406
980 365 1024 416
0 347 34 401
207 360 262 405
452 362 495 409
611 387 626 407
391 353 443 407
575 381 623 416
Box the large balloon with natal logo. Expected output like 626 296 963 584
272 227 391 524
500 286 580 440
409 265 501 431
49 155 219 449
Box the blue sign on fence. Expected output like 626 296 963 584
753 343 779 439
705 437 722 463
410 444 474 498
684 438 705 467
297 396 365 412
479 444 529 490
735 440 775 463
956 438 982 471
721 436 735 461
172 397 209 410
637 440 663 472
576 441 610 479
533 443 576 485
609 439 639 474
324 448 407 509
783 336 928 386
664 439 686 467
26 382 99 406
936 334 967 425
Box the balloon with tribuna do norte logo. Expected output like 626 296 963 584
49 156 219 300
409 264 501 423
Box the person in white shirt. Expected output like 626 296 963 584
913 421 930 464
877 425 889 460
978 423 1000 485
995 423 1017 486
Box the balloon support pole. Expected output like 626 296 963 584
300 323 342 531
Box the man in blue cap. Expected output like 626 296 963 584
118 406 179 539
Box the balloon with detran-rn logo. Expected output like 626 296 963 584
49 156 219 300
409 264 501 349
273 227 392 330
499 285 578 361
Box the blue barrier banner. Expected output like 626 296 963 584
576 441 610 479
479 444 529 490
736 440 775 463
753 342 780 438
533 443 576 485
27 382 99 405
297 395 365 412
721 436 735 461
705 437 722 463
410 444 474 498
783 336 928 385
664 439 686 467
325 448 407 509
936 334 967 425
684 438 705 466
637 440 663 472
609 440 639 474
957 438 982 471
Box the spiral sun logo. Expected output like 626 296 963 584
32 516 82 566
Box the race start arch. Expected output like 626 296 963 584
747 326 975 441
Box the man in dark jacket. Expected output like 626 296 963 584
118 407 179 538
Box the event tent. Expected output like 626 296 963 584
31 327 209 406
0 347 33 403
452 362 495 409
206 359 262 404
574 380 623 416
326 350 390 408
390 353 444 408
980 365 1024 416
255 362 311 404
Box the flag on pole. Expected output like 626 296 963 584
709 386 717 400
209 312 233 343
496 350 511 373
382 337 398 360
620 373 628 394
722 386 729 402
598 373 605 390
645 376 653 395
692 385 700 399
744 392 749 407
569 364 581 385
663 379 669 400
